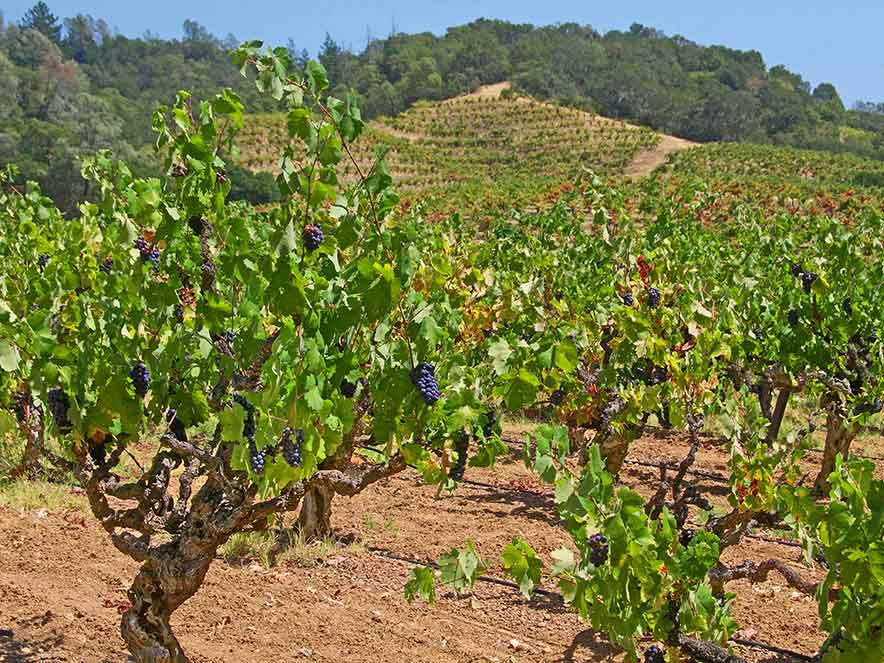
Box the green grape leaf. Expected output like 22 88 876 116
404 567 436 605
438 543 486 594
502 538 544 598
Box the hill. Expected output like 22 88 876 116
2 5 883 213
236 83 683 212
321 20 884 162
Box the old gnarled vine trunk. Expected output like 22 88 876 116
122 547 212 663
120 475 250 663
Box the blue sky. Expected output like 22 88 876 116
2 1 880 105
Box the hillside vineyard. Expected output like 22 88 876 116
0 34 882 663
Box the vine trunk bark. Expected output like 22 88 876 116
121 543 214 663
11 408 45 479
599 432 631 476
119 474 250 663
296 482 335 540
814 409 856 494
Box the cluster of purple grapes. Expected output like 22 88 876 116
854 400 883 416
624 288 661 308
790 262 817 294
550 389 566 406
598 396 623 431
37 254 49 271
89 443 107 466
281 427 303 467
633 361 668 386
411 362 440 405
303 224 324 252
588 533 608 566
644 644 665 663
166 408 187 441
449 430 470 481
233 394 264 474
340 379 357 398
47 387 71 430
679 527 696 547
99 256 114 274
130 362 151 397
134 236 160 267
188 216 207 235
647 287 661 308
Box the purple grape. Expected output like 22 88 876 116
802 271 817 294
47 387 71 430
129 362 151 397
303 224 324 252
644 644 665 663
281 427 303 467
588 533 608 566
647 287 661 308
411 362 440 405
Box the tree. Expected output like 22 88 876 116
19 2 61 43
62 15 99 63
812 82 845 121
286 38 310 69
318 32 342 83
0 52 21 165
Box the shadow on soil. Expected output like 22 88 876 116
1 624 128 663
557 628 618 662
464 482 561 525
0 632 63 662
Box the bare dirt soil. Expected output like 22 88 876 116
2 429 880 663
624 134 698 178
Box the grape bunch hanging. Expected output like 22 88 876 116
134 236 160 267
281 427 303 468
588 533 608 566
303 224 324 252
130 362 151 398
234 393 263 474
411 362 440 405
46 387 71 430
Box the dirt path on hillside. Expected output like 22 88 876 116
624 133 698 178
444 81 513 102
